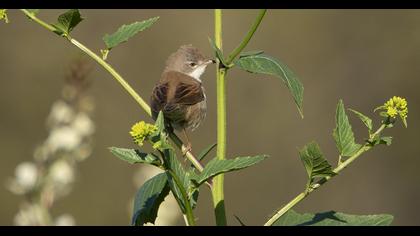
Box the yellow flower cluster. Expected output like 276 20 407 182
0 9 8 23
129 121 157 146
384 96 408 119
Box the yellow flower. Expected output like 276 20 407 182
0 9 9 23
376 96 408 128
129 121 157 146
384 96 408 119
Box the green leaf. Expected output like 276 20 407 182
132 173 170 226
401 115 408 128
52 9 84 36
26 9 39 16
379 136 392 146
193 155 268 186
103 17 159 50
149 111 173 151
239 50 264 57
299 142 335 189
0 9 9 23
154 111 165 134
235 53 304 117
208 37 229 67
163 149 193 213
349 108 373 133
198 143 217 162
109 147 161 166
333 100 362 157
189 186 200 209
272 210 393 226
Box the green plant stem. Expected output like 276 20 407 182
167 169 195 226
19 9 205 175
264 124 387 226
212 9 228 226
69 38 151 115
225 9 267 64
211 9 267 226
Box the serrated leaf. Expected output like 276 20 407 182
208 37 229 67
193 155 268 186
349 108 373 133
103 17 159 50
0 9 9 23
132 173 170 226
52 9 83 36
163 148 193 213
299 142 335 188
272 209 393 226
26 9 39 16
109 147 162 166
333 100 362 157
235 53 304 117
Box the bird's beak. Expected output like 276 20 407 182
204 59 216 65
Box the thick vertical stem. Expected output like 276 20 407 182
212 9 228 226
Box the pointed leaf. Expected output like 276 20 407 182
109 147 162 166
193 155 268 186
235 53 304 117
162 148 193 213
333 100 362 157
132 173 170 226
349 108 373 133
103 17 159 50
198 143 217 162
272 210 393 226
209 38 228 67
52 9 83 36
299 142 335 187
154 111 165 134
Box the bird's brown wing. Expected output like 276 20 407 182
150 71 204 124
170 72 204 105
150 81 168 121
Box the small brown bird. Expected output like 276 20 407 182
150 45 215 153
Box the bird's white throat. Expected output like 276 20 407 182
188 65 207 82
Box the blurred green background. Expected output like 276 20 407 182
1 9 419 225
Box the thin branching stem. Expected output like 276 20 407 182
19 9 205 176
264 124 387 226
225 9 267 64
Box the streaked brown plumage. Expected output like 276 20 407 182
150 45 214 151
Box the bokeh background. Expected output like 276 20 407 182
1 9 419 225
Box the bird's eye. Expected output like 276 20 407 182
189 62 197 67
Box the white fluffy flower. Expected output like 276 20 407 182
47 100 75 126
72 113 95 137
55 214 76 226
50 160 74 186
15 162 38 190
47 127 81 153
